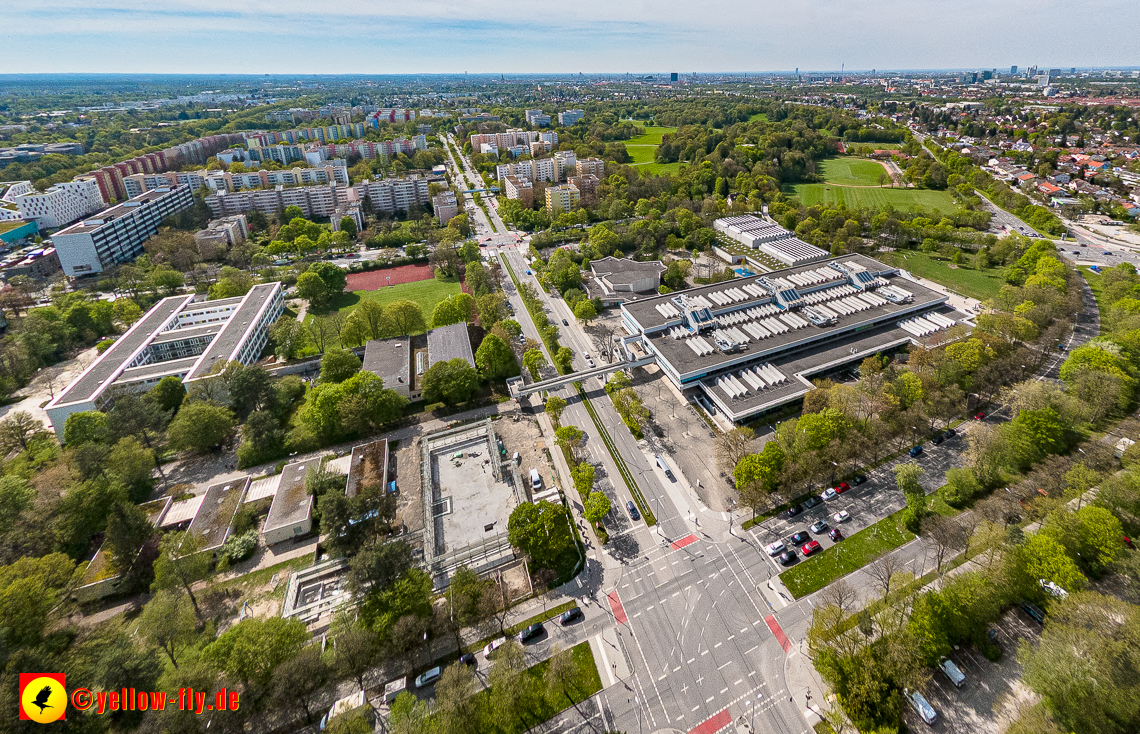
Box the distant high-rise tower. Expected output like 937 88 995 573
1070 67 1076 74
670 72 678 82
1011 65 1018 75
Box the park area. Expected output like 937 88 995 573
815 157 892 186
626 125 680 175
791 182 960 215
882 250 1008 302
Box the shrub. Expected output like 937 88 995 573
220 530 258 564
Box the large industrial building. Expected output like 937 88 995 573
714 215 829 266
45 282 284 438
619 254 968 423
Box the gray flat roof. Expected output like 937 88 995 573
345 439 389 500
186 282 280 379
427 322 474 368
55 187 184 236
363 337 411 390
50 294 195 407
150 323 223 345
264 456 322 533
590 256 667 285
112 355 201 385
187 477 249 551
185 295 244 311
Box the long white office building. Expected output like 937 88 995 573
45 282 284 439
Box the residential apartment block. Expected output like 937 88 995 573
367 109 416 126
554 151 578 178
193 215 249 253
577 157 605 178
0 178 105 229
558 109 585 126
206 182 351 220
546 184 580 213
469 129 540 151
503 176 533 207
433 191 458 225
52 186 194 277
494 158 558 183
568 174 599 198
45 283 284 438
89 134 243 204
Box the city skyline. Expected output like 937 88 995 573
5 0 1139 74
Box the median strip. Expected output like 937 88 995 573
576 383 656 526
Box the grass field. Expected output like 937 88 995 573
881 250 1007 301
625 126 681 175
846 142 901 150
749 112 769 122
817 157 891 187
780 513 915 598
791 183 960 215
307 278 462 337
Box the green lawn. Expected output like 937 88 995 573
626 125 677 146
625 126 680 175
780 514 915 599
881 250 1007 302
816 157 891 187
308 278 463 330
791 183 960 215
749 112 769 122
845 142 901 150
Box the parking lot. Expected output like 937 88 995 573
903 607 1042 733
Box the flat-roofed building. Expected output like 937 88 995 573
187 477 250 553
567 174 599 198
45 283 284 438
589 256 666 301
433 191 458 225
263 456 322 545
503 175 533 207
427 322 475 369
345 439 390 500
545 183 580 213
576 157 605 178
362 336 415 398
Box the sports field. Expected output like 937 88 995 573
626 126 681 174
345 262 433 291
816 157 891 186
309 277 462 336
791 183 959 215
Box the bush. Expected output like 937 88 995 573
943 467 982 507
96 338 115 354
231 505 260 536
286 424 319 453
220 530 258 564
900 507 921 534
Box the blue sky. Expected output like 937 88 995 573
3 1 1138 74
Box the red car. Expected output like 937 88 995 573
801 541 821 556
836 482 851 494
974 412 985 420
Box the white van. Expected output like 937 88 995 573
529 469 542 490
905 687 938 725
382 677 407 705
939 657 965 688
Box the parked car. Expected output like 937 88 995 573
974 411 986 420
766 541 787 557
518 623 545 643
483 637 507 659
828 528 843 541
943 428 957 439
821 488 838 501
909 445 924 458
778 550 797 566
560 607 584 625
791 531 810 544
1020 601 1047 624
853 475 868 485
803 496 823 509
801 541 822 556
626 501 640 521
939 657 966 688
415 666 443 688
562 318 569 326
459 653 477 667
786 504 803 518
832 510 850 523
836 481 851 493
809 520 829 534
931 434 944 445
905 688 938 725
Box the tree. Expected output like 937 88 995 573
866 554 905 600
573 299 597 326
894 462 925 509
330 624 379 694
572 462 595 496
271 316 311 360
476 292 506 324
272 646 329 725
1043 505 1125 576
555 425 584 454
308 261 348 294
522 349 546 380
920 514 966 575
0 553 75 648
476 333 518 379
0 411 48 452
321 349 362 384
347 539 413 596
138 590 197 668
149 375 187 413
444 566 492 646
1016 533 1087 597
734 442 785 514
64 410 108 446
108 436 157 502
103 501 154 576
339 216 358 239
583 491 611 524
168 401 236 453
106 393 170 484
152 531 210 622
296 271 331 309
386 299 426 335
0 475 34 534
545 395 567 422
489 639 534 732
422 357 480 405
202 616 308 693
435 663 480 734
715 426 755 474
507 500 574 571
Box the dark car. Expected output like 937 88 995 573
459 653 477 666
909 445 923 458
626 501 640 521
802 496 822 509
801 541 822 556
790 530 810 544
931 434 944 445
778 550 797 566
518 623 545 643
829 528 843 541
559 607 584 625
562 319 569 326
786 504 803 518
853 475 867 485
943 428 957 439
1020 602 1046 624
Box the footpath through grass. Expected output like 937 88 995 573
780 513 915 598
625 125 681 175
880 250 1007 302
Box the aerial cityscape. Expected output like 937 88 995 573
3 6 1140 734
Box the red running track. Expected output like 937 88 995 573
345 263 434 291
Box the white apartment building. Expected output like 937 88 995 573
558 109 585 126
193 215 248 253
433 191 458 225
546 184 580 213
577 157 605 178
494 158 557 183
202 161 349 192
503 176 533 206
480 143 500 156
123 171 208 198
205 182 353 220
52 186 194 276
2 178 105 229
355 176 432 214
554 151 578 179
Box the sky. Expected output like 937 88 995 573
3 0 1139 75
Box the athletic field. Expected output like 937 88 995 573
816 158 891 187
791 183 959 215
